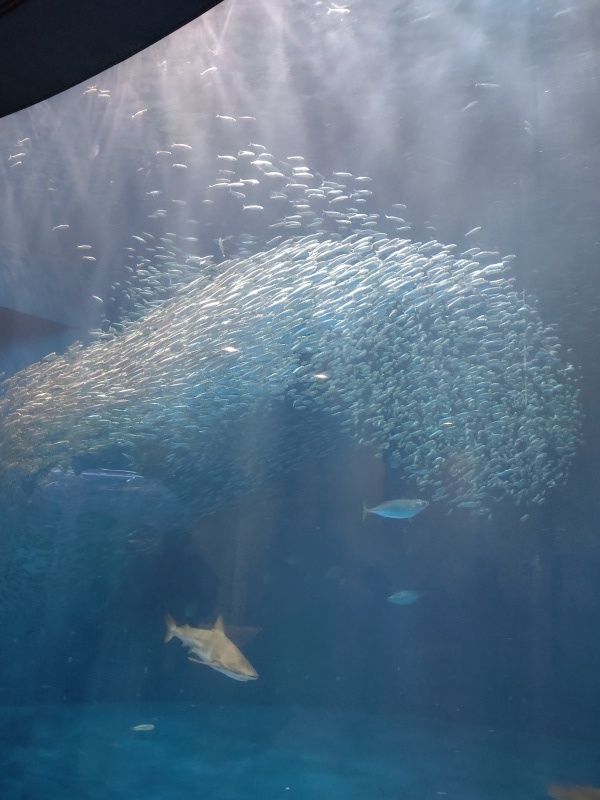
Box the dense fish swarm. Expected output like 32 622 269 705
0 230 580 516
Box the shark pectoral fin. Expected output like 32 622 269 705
188 655 222 672
187 654 209 665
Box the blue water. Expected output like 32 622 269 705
1 704 598 800
0 1 599 797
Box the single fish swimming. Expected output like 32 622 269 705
164 613 258 682
363 498 429 521
388 590 422 606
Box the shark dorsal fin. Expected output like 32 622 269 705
214 614 225 633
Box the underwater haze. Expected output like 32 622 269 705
0 0 599 797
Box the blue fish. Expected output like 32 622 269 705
387 590 422 606
363 498 429 521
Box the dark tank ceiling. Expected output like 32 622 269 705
0 0 224 119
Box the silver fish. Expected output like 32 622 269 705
363 499 429 521
388 590 422 605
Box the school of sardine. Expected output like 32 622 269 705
0 144 581 521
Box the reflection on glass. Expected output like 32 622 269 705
0 2 596 798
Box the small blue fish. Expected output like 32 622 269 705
362 498 429 521
387 590 422 606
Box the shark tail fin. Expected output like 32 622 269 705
214 614 225 633
164 613 176 644
362 502 369 522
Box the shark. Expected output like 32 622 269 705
164 613 258 682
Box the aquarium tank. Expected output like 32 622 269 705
0 0 598 798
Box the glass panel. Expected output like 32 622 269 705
0 1 597 798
